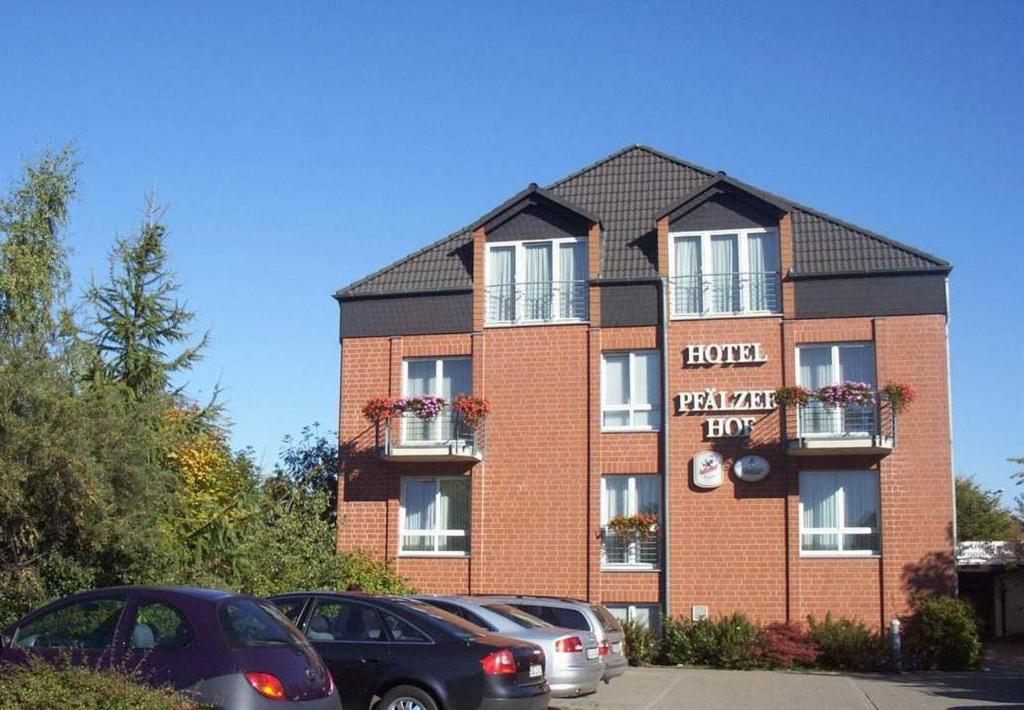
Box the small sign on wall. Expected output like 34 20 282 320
692 451 724 489
733 454 771 482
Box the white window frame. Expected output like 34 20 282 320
484 237 588 325
401 356 471 444
798 470 880 557
606 603 660 632
794 343 877 438
399 476 470 557
600 474 661 571
601 350 661 432
668 227 781 318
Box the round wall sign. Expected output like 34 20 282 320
693 451 725 489
733 454 771 482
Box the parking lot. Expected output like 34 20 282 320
552 653 1024 710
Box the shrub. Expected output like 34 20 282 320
807 614 885 672
904 595 981 670
657 614 762 669
0 658 199 710
622 619 657 666
758 622 820 669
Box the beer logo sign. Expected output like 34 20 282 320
733 454 771 482
693 451 724 489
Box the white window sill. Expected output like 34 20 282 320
398 552 470 559
602 565 660 573
485 320 589 328
799 551 880 559
602 426 660 433
671 311 782 321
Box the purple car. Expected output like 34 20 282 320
0 586 340 710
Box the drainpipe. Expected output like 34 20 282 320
945 275 958 594
659 277 672 621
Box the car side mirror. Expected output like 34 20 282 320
0 634 12 649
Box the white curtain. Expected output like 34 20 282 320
799 346 834 434
748 233 779 312
602 354 629 428
488 246 515 322
711 234 739 313
404 480 436 533
442 359 472 439
524 243 552 320
602 476 629 522
635 475 661 516
841 472 879 552
801 473 839 551
673 237 701 314
559 242 586 319
839 345 876 433
438 478 470 552
405 361 435 441
632 351 661 428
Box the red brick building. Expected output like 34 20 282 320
334 145 954 630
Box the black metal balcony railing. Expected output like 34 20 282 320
601 530 660 567
380 409 486 460
670 271 781 317
486 280 588 324
783 399 896 453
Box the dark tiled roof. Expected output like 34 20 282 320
336 145 949 298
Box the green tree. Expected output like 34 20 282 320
274 423 340 521
0 146 78 350
956 476 1017 541
87 198 209 400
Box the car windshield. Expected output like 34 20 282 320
392 599 488 639
219 598 309 649
483 604 554 629
591 604 624 633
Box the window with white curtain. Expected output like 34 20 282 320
670 228 780 317
485 238 588 324
602 351 661 431
606 604 660 632
601 474 661 568
400 476 471 555
796 343 876 436
799 471 879 555
403 357 472 443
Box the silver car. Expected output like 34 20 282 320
481 596 628 682
416 595 604 698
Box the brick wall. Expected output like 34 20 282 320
338 311 953 629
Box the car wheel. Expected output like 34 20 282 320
379 684 439 710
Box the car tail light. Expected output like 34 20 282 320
481 648 518 676
327 669 336 695
245 672 287 701
554 636 584 653
598 641 610 656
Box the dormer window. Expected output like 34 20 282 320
486 238 588 324
669 228 781 318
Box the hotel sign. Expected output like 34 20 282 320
677 343 775 439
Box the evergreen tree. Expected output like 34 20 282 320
0 146 78 350
87 198 209 399
955 476 1018 541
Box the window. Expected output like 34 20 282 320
219 599 309 650
800 471 880 555
510 604 590 631
485 238 588 324
272 598 306 623
606 604 659 632
402 357 472 443
670 228 780 317
602 351 661 430
797 343 877 436
308 599 387 642
601 474 661 568
131 600 193 651
13 597 126 651
400 476 470 555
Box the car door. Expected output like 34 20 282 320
119 596 203 690
303 597 391 709
6 594 130 670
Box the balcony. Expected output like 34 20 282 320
784 401 896 456
486 280 588 325
671 271 781 318
380 410 485 463
601 530 660 570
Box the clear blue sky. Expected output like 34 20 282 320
1 1 1021 501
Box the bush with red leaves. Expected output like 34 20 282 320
757 623 821 669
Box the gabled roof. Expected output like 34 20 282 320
655 173 790 222
469 183 600 233
336 145 949 298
